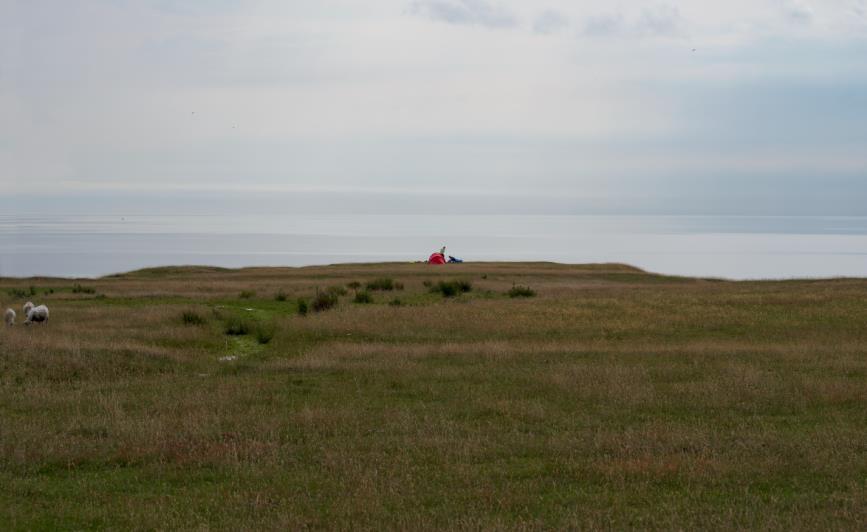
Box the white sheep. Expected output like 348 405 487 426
23 301 34 315
4 308 14 326
24 305 49 325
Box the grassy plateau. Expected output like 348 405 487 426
1 262 865 529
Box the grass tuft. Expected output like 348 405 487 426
312 289 339 312
239 290 256 299
274 290 288 302
430 280 473 298
254 322 276 344
354 291 374 304
72 283 97 294
224 316 253 336
296 298 309 316
181 310 207 326
508 285 536 298
366 278 395 291
327 286 348 297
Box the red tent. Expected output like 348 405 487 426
428 252 446 264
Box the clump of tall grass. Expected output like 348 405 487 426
296 298 309 316
354 291 373 304
181 310 207 326
274 290 288 302
366 278 398 291
224 316 254 336
327 286 348 297
389 298 403 307
72 283 96 294
347 281 362 291
239 290 256 299
508 285 536 298
255 322 276 344
430 280 472 298
7 288 29 299
312 289 339 312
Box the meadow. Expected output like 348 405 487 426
1 262 865 530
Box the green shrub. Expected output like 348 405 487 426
7 288 28 299
366 278 395 291
255 323 276 344
389 298 403 307
354 291 373 304
508 285 536 298
274 290 288 302
430 280 473 298
72 283 96 294
224 316 253 336
239 290 256 299
181 310 207 326
312 289 339 312
327 286 348 297
296 298 309 316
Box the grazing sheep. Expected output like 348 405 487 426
4 308 14 326
24 305 49 325
23 301 34 315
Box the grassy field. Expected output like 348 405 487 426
1 262 866 529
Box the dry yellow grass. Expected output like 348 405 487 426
1 262 866 529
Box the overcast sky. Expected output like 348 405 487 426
2 0 866 214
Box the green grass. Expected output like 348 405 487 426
354 290 374 304
508 285 536 298
430 279 473 297
1 262 866 529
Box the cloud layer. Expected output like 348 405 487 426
1 1 866 214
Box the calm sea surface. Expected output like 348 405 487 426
2 214 867 279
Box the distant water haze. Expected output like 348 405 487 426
2 214 867 280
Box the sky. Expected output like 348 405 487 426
1 0 866 215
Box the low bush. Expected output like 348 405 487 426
7 288 28 299
239 290 256 299
72 284 96 294
224 316 254 336
508 285 536 298
181 310 207 326
327 286 348 297
347 281 362 290
255 322 276 344
430 280 472 298
312 289 339 312
354 291 373 304
366 278 395 291
274 290 288 302
296 298 309 316
389 298 403 307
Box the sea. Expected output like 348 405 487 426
1 214 867 280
